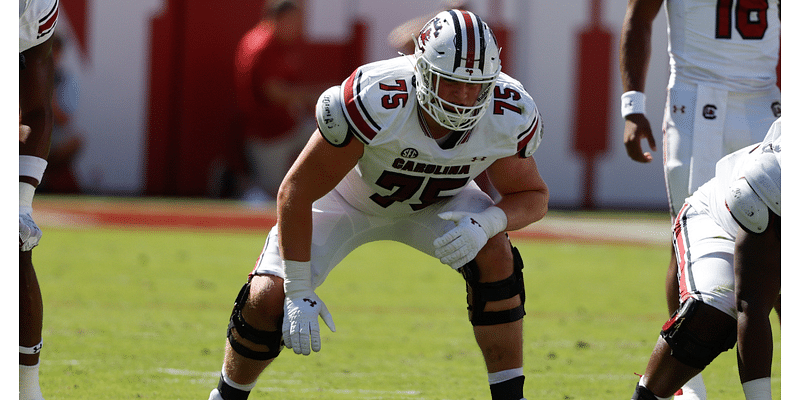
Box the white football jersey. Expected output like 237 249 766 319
324 56 543 217
688 118 781 236
19 0 59 53
666 0 780 92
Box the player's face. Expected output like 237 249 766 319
436 77 482 108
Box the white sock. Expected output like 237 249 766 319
677 373 707 399
487 367 523 384
742 377 771 400
19 363 44 400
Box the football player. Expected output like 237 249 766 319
619 0 780 397
19 0 59 399
209 9 547 400
631 118 781 400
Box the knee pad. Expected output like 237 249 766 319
660 297 737 369
460 246 526 326
227 282 283 361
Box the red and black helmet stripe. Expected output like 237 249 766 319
449 10 463 72
447 10 487 73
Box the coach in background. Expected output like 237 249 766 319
619 0 780 397
209 9 548 400
632 118 781 400
19 0 59 399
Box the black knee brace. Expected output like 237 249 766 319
459 246 526 326
227 282 283 361
660 297 737 369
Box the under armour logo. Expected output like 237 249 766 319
303 298 317 307
33 343 43 353
672 105 686 114
469 218 481 227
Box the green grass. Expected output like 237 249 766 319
33 225 780 399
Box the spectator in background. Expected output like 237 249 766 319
39 33 84 194
230 0 330 204
619 0 780 397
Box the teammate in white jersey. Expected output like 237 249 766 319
209 9 547 400
619 1 780 397
631 118 781 400
20 0 59 399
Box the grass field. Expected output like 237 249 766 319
32 212 781 399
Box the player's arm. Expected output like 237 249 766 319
619 0 662 163
20 35 56 185
733 211 780 383
276 130 363 262
19 35 56 252
485 155 548 231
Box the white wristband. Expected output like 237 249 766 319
19 155 48 183
621 91 646 118
282 259 312 297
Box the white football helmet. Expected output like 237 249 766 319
414 9 501 131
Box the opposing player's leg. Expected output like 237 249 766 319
20 250 45 400
462 234 526 400
634 206 738 399
662 84 710 400
633 298 737 398
210 275 285 400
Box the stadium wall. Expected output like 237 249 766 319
55 0 672 209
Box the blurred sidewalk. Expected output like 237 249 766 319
34 195 672 247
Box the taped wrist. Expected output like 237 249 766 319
20 182 36 209
283 259 312 297
479 206 508 239
621 91 646 118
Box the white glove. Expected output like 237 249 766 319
434 206 507 270
19 206 42 251
282 260 336 355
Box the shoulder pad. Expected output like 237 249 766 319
315 86 352 147
725 178 770 233
741 150 781 216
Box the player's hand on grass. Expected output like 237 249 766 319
282 260 336 355
434 206 507 270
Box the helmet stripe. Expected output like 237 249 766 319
448 10 462 72
475 14 486 71
460 10 476 69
